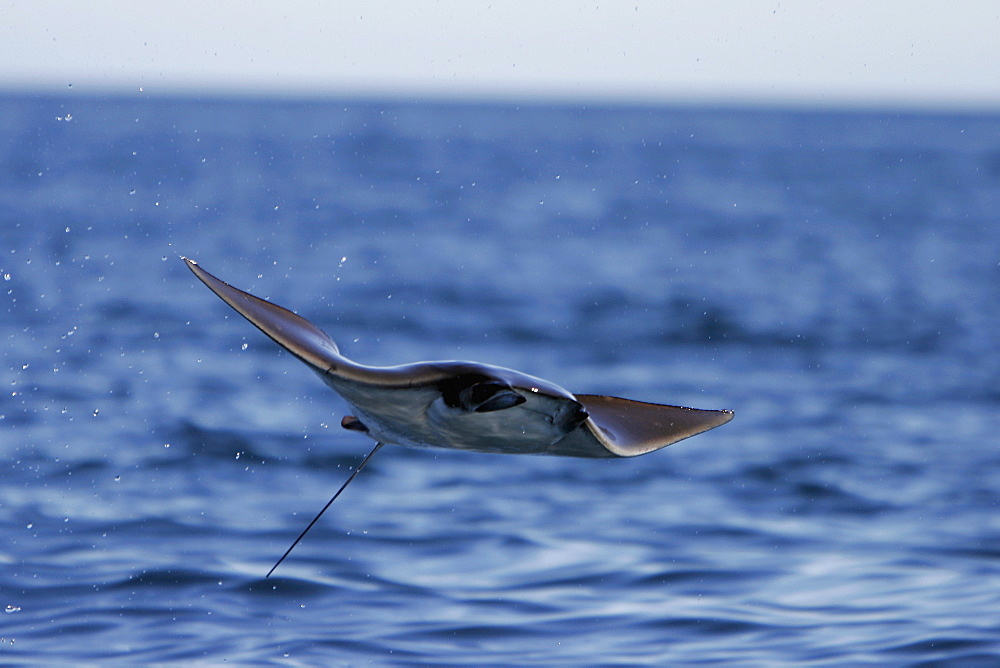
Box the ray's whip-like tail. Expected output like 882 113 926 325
267 442 384 578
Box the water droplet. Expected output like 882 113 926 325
241 343 248 351
163 443 170 448
4 606 20 614
114 475 120 482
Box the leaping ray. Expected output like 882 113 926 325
182 258 733 574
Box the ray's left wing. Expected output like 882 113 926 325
552 394 733 457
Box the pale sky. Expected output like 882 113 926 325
3 1 1000 108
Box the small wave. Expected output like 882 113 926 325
106 567 222 590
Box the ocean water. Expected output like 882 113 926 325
1 93 999 664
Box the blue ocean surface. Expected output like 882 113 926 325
1 93 999 664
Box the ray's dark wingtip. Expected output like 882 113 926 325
181 256 207 280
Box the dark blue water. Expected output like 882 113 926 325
2 93 999 664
